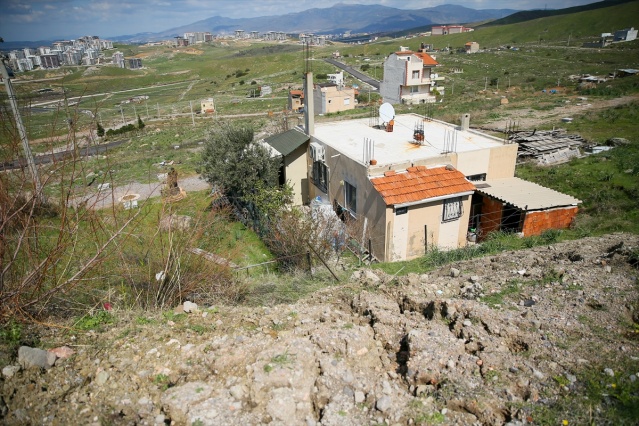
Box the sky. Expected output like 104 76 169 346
1 0 600 42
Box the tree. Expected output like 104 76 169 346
137 115 145 130
96 122 105 137
200 124 280 204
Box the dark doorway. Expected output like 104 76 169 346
501 204 522 232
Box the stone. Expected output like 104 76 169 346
18 346 57 370
2 365 20 378
229 384 246 400
450 268 461 278
376 395 392 412
354 391 366 404
95 371 109 385
48 346 75 359
604 368 614 377
363 270 381 284
183 301 198 313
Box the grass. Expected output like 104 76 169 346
529 357 639 425
74 310 115 331
480 280 523 308
517 133 639 236
373 230 564 276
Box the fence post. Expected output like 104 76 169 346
307 251 312 276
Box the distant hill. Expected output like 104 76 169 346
112 3 516 43
478 0 636 28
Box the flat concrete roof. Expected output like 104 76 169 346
312 113 507 166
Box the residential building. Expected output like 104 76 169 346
431 25 474 35
380 47 443 105
201 98 215 114
296 108 580 262
127 58 143 69
614 27 637 42
313 83 356 115
40 54 60 69
16 58 34 72
112 51 125 68
288 90 304 112
262 129 310 206
327 71 344 86
465 42 480 54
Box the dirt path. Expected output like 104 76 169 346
482 93 639 131
73 175 211 210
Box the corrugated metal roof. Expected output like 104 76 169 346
263 129 309 157
476 177 581 211
370 166 475 206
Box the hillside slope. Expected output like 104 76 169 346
1 234 638 425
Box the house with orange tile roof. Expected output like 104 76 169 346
301 110 580 262
380 47 444 105
288 89 304 112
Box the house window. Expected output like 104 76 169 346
412 70 420 79
312 161 328 193
395 206 408 215
344 97 350 105
442 197 463 222
344 181 356 214
410 86 419 94
466 173 486 182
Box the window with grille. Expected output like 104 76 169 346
412 70 420 79
442 197 463 222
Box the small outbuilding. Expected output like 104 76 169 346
471 177 581 239
262 128 310 206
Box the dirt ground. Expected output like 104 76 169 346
1 234 637 425
481 93 639 131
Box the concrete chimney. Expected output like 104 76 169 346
460 113 470 131
304 72 315 136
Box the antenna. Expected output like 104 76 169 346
369 101 379 128
379 102 395 126
413 121 424 145
304 41 313 73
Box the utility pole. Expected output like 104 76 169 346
145 101 149 119
119 105 125 124
0 56 44 202
156 102 160 118
484 76 488 91
189 100 195 127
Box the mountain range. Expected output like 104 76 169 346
111 3 517 43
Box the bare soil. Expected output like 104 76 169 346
481 93 639 131
1 234 638 425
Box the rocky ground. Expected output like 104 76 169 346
1 233 638 425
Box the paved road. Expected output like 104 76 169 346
323 58 380 90
0 139 129 171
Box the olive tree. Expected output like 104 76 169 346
201 125 279 198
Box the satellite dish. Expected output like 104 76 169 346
379 103 395 125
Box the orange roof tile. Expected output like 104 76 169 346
394 50 439 66
370 166 475 206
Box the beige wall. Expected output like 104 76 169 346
308 140 388 261
285 143 309 205
314 86 356 115
385 194 472 261
486 143 518 179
